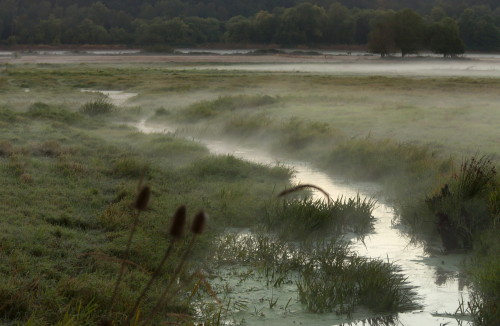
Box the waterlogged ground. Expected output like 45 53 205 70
56 57 494 325
90 88 475 325
135 116 471 326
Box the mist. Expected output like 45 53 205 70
1 53 498 325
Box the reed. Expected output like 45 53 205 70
264 192 376 240
80 98 115 116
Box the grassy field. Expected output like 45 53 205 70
1 64 498 325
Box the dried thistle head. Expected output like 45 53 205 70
134 185 151 211
170 205 187 240
191 211 208 235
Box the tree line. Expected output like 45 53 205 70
0 0 499 54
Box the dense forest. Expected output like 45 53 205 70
0 0 499 53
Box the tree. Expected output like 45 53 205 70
368 12 397 57
325 2 355 44
183 16 221 43
35 15 62 44
428 18 465 57
275 3 327 45
252 10 278 43
224 16 254 43
392 9 425 56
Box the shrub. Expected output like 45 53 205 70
425 156 498 251
80 98 115 116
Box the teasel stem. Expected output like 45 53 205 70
109 186 150 311
142 211 207 325
126 206 186 324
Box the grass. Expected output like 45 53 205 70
80 98 115 116
213 234 419 317
297 241 417 316
263 195 376 240
0 103 291 324
1 64 499 324
176 95 278 121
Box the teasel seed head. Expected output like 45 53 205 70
191 211 207 235
169 205 187 240
134 185 151 211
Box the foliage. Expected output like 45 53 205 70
0 105 291 324
178 95 277 121
424 156 498 251
263 195 376 239
214 235 419 316
297 241 417 315
2 1 498 50
79 98 115 116
429 17 465 57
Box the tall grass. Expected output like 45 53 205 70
263 195 376 240
0 105 292 324
423 156 498 251
214 234 418 316
177 95 277 121
80 98 115 116
297 241 417 315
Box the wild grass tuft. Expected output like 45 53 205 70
178 95 277 121
297 241 418 315
80 98 115 116
214 234 418 316
263 194 376 240
423 156 498 251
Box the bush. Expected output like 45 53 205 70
425 156 498 251
80 98 115 116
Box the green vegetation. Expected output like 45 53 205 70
263 195 376 240
214 235 418 316
1 1 499 51
80 97 115 116
1 64 499 324
0 102 293 323
177 95 277 121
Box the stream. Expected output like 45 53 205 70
107 91 470 325
135 120 470 326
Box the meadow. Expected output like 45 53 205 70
0 63 498 325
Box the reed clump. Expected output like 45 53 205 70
80 98 115 116
425 156 498 251
178 95 277 121
263 194 376 240
213 234 418 316
297 241 417 315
